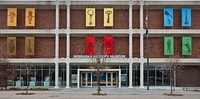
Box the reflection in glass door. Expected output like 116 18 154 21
81 72 86 86
81 72 92 87
113 72 117 86
81 71 118 87
106 72 117 87
87 73 92 86
107 72 111 86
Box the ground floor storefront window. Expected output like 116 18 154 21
59 64 66 87
132 64 140 86
6 63 175 88
69 64 129 88
144 64 170 86
7 64 55 88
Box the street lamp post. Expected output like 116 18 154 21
146 29 149 90
145 5 150 90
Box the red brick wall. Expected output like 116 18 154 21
59 9 67 29
35 9 55 29
144 37 164 58
177 66 200 87
0 9 56 29
0 37 6 56
70 9 129 29
70 37 129 58
16 37 25 57
114 37 129 57
17 10 25 29
2 37 200 58
144 9 163 29
16 37 55 58
192 10 200 29
0 9 7 29
133 37 140 58
35 37 55 58
0 37 26 58
133 10 140 29
145 9 200 29
114 10 129 29
0 37 56 58
0 7 200 58
70 37 85 57
1 8 199 29
59 37 66 58
144 37 200 58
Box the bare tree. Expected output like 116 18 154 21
162 54 183 94
20 63 34 94
88 43 110 94
0 48 14 89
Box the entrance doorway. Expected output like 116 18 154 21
106 72 117 87
81 72 92 87
78 69 121 88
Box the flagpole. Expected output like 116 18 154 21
146 5 150 90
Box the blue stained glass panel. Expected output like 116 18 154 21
164 8 174 27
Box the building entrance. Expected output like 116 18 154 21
106 72 117 87
77 69 121 88
80 72 118 87
81 72 92 87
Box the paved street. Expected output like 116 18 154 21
0 87 200 99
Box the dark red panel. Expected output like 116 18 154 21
86 36 95 55
104 36 114 55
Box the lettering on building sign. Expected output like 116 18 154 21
73 55 126 58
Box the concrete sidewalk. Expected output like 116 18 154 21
0 88 200 99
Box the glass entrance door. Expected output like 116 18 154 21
106 72 117 87
81 72 92 87
81 71 118 87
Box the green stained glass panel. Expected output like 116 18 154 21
182 36 192 55
164 37 174 55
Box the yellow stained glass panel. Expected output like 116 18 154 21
7 8 17 26
104 8 113 27
25 8 35 26
86 8 95 27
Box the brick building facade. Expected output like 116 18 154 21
0 0 200 88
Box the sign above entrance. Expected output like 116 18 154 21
73 55 126 58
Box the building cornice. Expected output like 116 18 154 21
144 0 200 6
3 58 200 64
145 58 200 64
0 0 138 6
1 29 200 36
0 0 199 6
0 29 134 36
148 29 200 36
